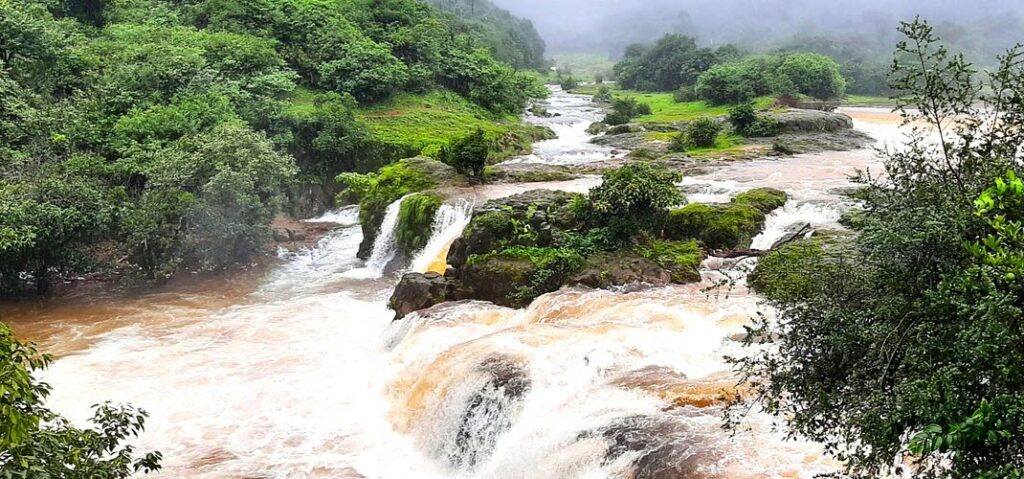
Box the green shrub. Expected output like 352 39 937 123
684 118 723 148
594 73 605 85
592 85 613 103
728 103 757 132
666 203 766 250
559 76 579 91
744 115 781 137
634 239 704 283
734 188 788 213
440 128 490 180
673 85 699 103
603 97 651 125
396 193 443 253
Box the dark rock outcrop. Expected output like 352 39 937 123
389 272 451 320
573 252 672 289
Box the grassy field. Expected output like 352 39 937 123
575 85 775 123
844 95 898 107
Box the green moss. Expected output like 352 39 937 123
396 193 443 254
467 246 585 306
634 240 705 283
666 203 767 250
748 235 853 301
734 188 788 213
337 159 438 256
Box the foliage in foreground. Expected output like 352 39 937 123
0 324 161 477
729 18 1024 479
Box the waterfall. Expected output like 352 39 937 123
410 199 474 274
750 201 842 250
346 195 412 279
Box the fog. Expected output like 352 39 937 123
492 0 1024 58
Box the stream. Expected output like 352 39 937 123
3 87 907 479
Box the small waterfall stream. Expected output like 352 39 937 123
4 90 904 479
410 199 475 274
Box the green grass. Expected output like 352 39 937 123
576 85 775 123
684 134 749 158
359 90 516 151
844 95 898 107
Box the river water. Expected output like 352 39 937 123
2 89 906 479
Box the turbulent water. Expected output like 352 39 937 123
4 90 904 478
503 86 619 166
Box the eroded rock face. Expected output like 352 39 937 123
389 272 451 320
450 255 538 308
573 252 672 289
767 108 854 133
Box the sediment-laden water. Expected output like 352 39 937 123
3 89 903 478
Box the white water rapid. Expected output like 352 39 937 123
503 86 618 166
5 90 906 479
346 195 412 280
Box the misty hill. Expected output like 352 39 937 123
425 0 547 69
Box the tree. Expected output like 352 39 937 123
613 34 733 92
440 128 489 180
0 323 162 476
728 19 1024 479
588 162 683 222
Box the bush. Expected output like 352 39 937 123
588 163 684 233
684 118 722 148
673 85 698 103
592 85 613 103
440 128 490 180
697 53 847 104
594 73 604 85
727 103 757 132
696 60 772 104
743 115 781 137
603 97 651 125
775 52 846 100
559 76 578 91
613 34 735 92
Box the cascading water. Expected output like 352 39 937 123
4 92 905 479
503 86 617 166
410 199 475 274
347 195 412 280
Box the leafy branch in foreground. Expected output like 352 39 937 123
0 324 161 477
727 18 1024 479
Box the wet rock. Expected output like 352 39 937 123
572 252 672 289
586 122 608 135
767 108 854 133
770 222 812 250
666 204 768 250
581 415 722 479
450 355 531 469
272 228 291 242
447 190 585 270
771 129 874 154
606 123 645 135
489 163 579 183
450 255 538 308
592 132 670 154
389 272 451 320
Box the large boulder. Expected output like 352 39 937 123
389 272 451 320
450 254 540 308
572 252 672 289
447 190 585 269
766 108 854 133
666 203 767 250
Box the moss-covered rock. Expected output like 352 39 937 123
572 251 672 289
447 190 586 269
748 234 854 301
396 193 443 254
453 246 584 308
665 203 767 250
338 157 461 258
733 188 788 214
766 109 853 133
634 240 705 283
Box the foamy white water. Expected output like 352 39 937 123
410 199 474 274
502 86 617 166
6 89 914 479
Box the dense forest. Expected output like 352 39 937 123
0 0 546 293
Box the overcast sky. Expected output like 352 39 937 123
491 0 1024 56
